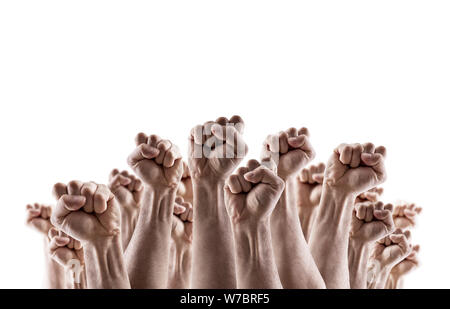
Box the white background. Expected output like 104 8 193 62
0 1 449 288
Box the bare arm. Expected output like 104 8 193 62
191 180 236 288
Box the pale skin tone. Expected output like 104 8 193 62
108 169 143 251
177 161 193 205
393 203 422 229
386 244 420 288
296 162 325 241
188 115 247 289
48 227 86 289
309 142 387 288
26 203 67 289
225 160 284 289
125 133 183 288
368 229 412 289
51 181 130 289
261 127 325 289
348 201 395 289
168 197 193 289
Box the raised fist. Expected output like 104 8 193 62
391 244 420 277
108 169 143 248
350 201 395 243
177 161 193 204
26 203 53 235
393 203 422 229
188 116 248 181
356 187 384 203
261 127 315 180
51 181 121 242
371 229 412 268
225 159 285 225
171 197 193 245
297 162 325 209
48 227 84 267
325 143 387 195
128 133 183 190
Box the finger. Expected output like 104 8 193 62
127 144 160 166
155 140 172 165
279 132 289 154
227 175 243 194
93 184 112 214
163 145 182 168
135 132 148 146
350 144 363 168
51 195 86 226
52 183 68 200
237 167 252 193
109 174 132 190
81 182 97 213
109 169 120 181
298 127 310 137
311 173 324 184
215 116 229 125
229 115 245 134
286 127 298 138
247 159 260 172
337 144 352 165
375 145 387 158
363 143 376 154
244 166 285 190
355 203 367 220
67 181 83 196
299 168 309 183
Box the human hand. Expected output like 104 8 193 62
128 133 183 191
171 197 193 245
261 127 315 180
356 187 384 203
350 201 395 243
390 244 420 277
297 162 325 209
26 203 53 236
372 229 412 268
188 116 248 183
177 161 193 204
225 159 285 225
51 181 121 243
324 143 387 196
48 227 84 267
393 203 422 229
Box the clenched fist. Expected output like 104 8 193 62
171 197 194 245
261 127 315 180
128 133 183 190
350 201 395 243
393 203 422 229
325 143 387 195
225 159 285 225
390 244 420 277
51 181 121 243
188 116 248 182
372 229 413 269
26 203 53 236
297 162 325 209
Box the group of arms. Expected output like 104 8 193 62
26 115 421 289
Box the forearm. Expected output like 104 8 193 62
372 266 392 289
233 221 282 289
43 240 67 289
168 245 192 289
348 238 371 289
191 180 236 288
309 186 355 288
385 273 403 289
298 207 317 242
271 179 325 288
125 187 176 288
83 235 130 289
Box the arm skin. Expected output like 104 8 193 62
168 245 192 288
191 180 236 288
125 186 177 288
309 186 356 288
271 178 325 288
43 240 68 289
348 238 371 289
83 235 129 289
233 220 282 289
